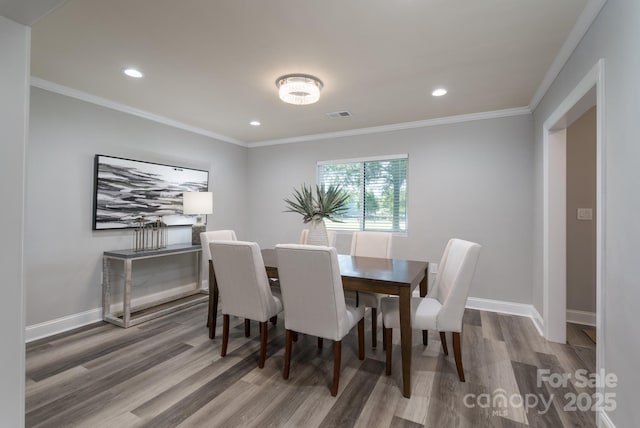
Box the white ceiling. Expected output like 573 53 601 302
30 0 589 145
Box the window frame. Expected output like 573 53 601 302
316 154 409 233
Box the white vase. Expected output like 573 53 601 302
307 218 329 246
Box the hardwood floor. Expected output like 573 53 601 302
25 305 596 427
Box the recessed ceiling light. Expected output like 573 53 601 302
123 68 143 78
250 121 261 126
432 88 447 97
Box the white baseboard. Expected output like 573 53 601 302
529 306 545 337
567 309 596 326
598 410 615 428
25 282 202 343
27 292 548 343
466 296 536 317
466 297 545 336
26 308 102 343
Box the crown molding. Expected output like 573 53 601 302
30 77 247 147
249 106 531 148
529 0 608 111
30 77 530 150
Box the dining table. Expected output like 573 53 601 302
209 248 429 398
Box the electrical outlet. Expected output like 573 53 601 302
577 208 593 221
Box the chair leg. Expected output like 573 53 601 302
207 290 216 339
221 314 229 357
207 296 212 328
270 315 278 326
422 330 428 346
244 319 251 337
439 331 449 355
259 321 268 368
318 337 323 349
358 318 365 360
331 340 342 396
371 307 377 348
382 321 387 350
384 328 392 375
209 280 219 339
283 330 293 379
453 332 465 382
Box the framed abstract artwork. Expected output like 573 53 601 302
93 155 209 230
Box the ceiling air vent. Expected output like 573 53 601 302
326 110 352 119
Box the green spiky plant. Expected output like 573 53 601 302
284 184 350 223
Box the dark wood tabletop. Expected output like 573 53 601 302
261 248 427 287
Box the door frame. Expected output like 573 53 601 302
542 59 605 370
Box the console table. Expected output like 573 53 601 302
102 243 205 328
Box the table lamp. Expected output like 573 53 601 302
183 191 213 245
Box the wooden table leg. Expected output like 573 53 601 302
399 286 412 398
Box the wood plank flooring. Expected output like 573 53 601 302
25 305 596 427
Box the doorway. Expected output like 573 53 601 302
565 106 597 339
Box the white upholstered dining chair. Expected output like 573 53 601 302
348 231 392 348
200 230 237 338
209 240 283 368
381 238 481 381
275 244 365 396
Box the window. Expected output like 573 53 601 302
317 154 408 232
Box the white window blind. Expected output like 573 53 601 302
317 155 408 232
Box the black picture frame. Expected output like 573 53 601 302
92 155 209 230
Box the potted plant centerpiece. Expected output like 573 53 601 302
284 184 350 245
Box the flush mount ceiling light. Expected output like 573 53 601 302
123 68 143 78
249 120 261 126
275 74 323 105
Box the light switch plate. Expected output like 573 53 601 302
577 208 593 220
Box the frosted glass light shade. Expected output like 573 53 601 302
183 192 213 215
276 74 323 105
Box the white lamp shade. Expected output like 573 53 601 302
183 192 213 215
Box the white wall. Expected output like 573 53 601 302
532 0 640 425
248 114 534 304
26 88 249 326
0 14 29 428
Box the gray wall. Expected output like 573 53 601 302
532 0 640 424
248 115 534 304
26 88 249 325
0 15 29 428
566 107 596 314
